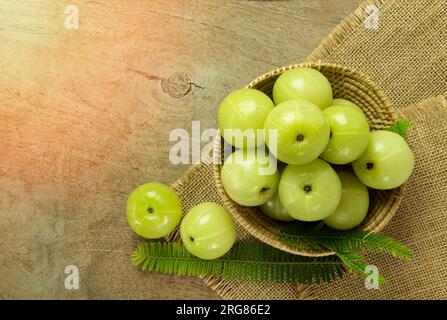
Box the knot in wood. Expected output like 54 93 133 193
161 72 192 98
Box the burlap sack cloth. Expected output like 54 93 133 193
172 0 447 299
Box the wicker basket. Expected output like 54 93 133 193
212 62 406 257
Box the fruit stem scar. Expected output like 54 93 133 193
303 185 312 193
366 162 374 170
296 134 305 142
260 187 271 193
189 236 194 242
147 208 154 214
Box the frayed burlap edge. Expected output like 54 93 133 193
305 0 388 63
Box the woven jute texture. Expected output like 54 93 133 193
306 0 447 109
307 96 447 300
172 0 447 299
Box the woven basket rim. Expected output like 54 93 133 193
212 62 405 257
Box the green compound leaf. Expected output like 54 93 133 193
385 118 412 139
278 222 413 286
132 241 345 285
279 223 412 262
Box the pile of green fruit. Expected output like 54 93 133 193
219 67 414 229
126 67 414 263
127 183 236 260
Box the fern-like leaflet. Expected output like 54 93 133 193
279 222 412 286
280 223 412 261
132 241 345 284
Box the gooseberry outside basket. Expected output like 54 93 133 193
212 62 406 257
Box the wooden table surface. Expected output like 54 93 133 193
0 0 359 299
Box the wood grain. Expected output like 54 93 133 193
0 0 359 299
